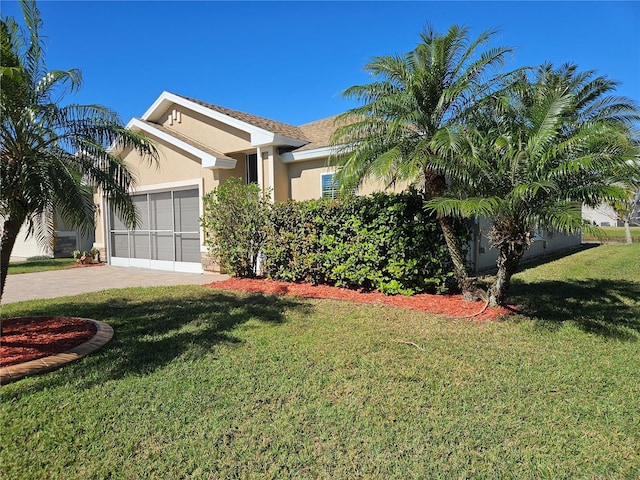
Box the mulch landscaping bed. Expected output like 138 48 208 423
206 278 513 321
69 262 106 269
0 317 97 367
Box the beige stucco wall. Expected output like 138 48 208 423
288 158 334 200
287 156 409 201
93 192 103 246
272 150 290 202
158 105 252 154
124 141 212 188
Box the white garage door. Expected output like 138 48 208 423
109 188 202 273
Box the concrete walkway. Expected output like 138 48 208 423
2 265 228 304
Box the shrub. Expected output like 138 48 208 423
263 190 468 295
201 178 271 277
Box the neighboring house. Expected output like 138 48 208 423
582 204 622 227
582 195 640 227
4 213 94 262
94 91 581 274
470 218 581 273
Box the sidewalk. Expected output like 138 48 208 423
1 265 228 304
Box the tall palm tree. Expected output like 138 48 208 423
0 0 157 299
427 63 640 306
331 24 513 299
607 163 640 244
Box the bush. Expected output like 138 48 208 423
201 178 271 277
263 190 468 295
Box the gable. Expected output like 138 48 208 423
141 91 308 149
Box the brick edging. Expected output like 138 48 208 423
0 318 113 385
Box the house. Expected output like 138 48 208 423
582 196 640 227
582 204 622 227
93 91 581 274
6 214 94 262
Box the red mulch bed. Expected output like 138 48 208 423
69 262 105 269
0 317 97 367
205 278 514 321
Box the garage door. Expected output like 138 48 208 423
109 188 202 273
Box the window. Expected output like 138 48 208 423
321 173 338 199
246 154 258 184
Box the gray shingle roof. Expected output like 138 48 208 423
295 115 345 152
174 93 309 142
163 93 355 155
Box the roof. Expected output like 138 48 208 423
137 119 235 161
173 93 309 143
295 115 344 152
139 91 353 159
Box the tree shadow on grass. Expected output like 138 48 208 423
475 244 600 279
7 287 311 390
514 243 601 275
510 278 640 341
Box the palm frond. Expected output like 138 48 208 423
425 196 502 218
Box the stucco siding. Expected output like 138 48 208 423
273 151 290 202
288 159 334 201
7 223 51 261
158 105 252 154
471 217 582 272
582 204 620 227
125 140 213 188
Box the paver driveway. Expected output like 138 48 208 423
1 265 228 304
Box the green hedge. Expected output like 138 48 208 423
262 191 468 295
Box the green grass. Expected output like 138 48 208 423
1 245 639 478
582 226 640 243
7 257 75 274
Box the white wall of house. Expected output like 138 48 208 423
468 217 582 273
5 218 93 262
582 204 621 227
7 223 53 261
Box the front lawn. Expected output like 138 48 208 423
7 257 75 274
1 245 638 478
582 225 640 243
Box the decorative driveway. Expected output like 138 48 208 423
2 265 228 304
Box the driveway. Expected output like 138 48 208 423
1 265 228 304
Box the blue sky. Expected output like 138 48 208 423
2 1 639 126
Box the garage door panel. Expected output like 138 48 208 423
151 232 174 261
176 233 200 263
132 195 150 230
111 232 129 257
150 192 173 231
174 189 200 232
131 232 150 259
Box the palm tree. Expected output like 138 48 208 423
0 0 157 299
609 175 640 244
331 24 513 299
427 63 640 306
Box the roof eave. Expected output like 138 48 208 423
128 118 237 170
280 145 339 163
142 91 307 148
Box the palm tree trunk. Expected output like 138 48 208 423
624 219 632 244
1 214 26 301
488 243 525 307
439 216 476 301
